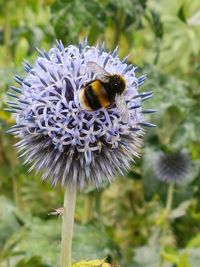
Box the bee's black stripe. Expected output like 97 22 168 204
85 85 102 110
103 82 115 102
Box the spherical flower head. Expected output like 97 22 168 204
7 40 155 190
153 150 191 184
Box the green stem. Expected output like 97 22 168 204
158 183 174 267
95 190 102 219
166 183 174 215
154 39 160 65
3 0 11 63
61 185 77 267
12 175 22 209
82 192 93 224
113 8 125 48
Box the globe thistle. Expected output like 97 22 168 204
6 40 155 190
153 150 191 184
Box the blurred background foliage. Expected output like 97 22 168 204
0 0 200 266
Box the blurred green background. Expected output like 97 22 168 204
0 0 200 266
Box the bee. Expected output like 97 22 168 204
79 61 129 121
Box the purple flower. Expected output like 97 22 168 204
6 40 155 190
153 150 191 184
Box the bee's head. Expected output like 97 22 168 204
109 75 126 94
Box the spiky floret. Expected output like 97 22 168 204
153 150 191 184
7 40 155 190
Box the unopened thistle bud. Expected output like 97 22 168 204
153 150 191 184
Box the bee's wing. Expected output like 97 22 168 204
87 61 110 82
115 94 129 123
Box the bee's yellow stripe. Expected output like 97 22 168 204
92 81 110 108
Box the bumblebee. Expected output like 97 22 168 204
79 61 127 112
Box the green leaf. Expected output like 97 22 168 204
187 248 200 267
187 233 200 248
72 258 105 267
0 196 22 249
169 200 192 220
133 245 173 267
162 250 190 267
2 218 59 266
157 105 184 146
177 5 187 23
2 218 120 266
133 245 158 266
177 253 190 267
72 224 120 261
187 11 200 26
150 10 163 39
16 256 51 267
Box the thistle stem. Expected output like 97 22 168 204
166 183 174 215
61 185 77 267
158 182 174 267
